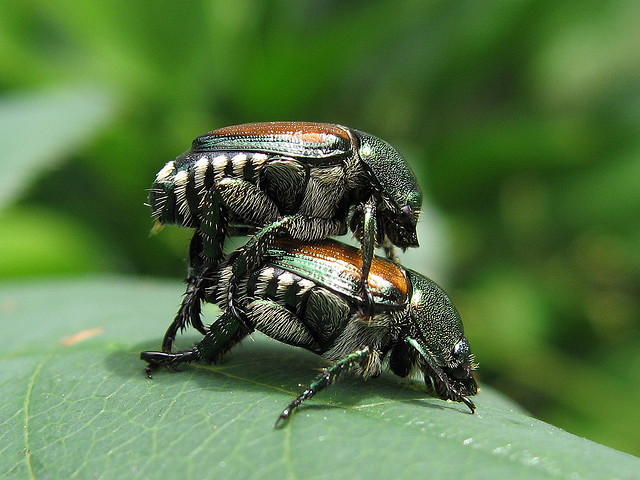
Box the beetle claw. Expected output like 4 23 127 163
356 280 376 321
140 350 190 375
144 364 156 379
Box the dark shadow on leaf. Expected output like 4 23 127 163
106 334 471 417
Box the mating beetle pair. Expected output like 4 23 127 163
143 122 477 424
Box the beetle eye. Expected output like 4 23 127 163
451 338 470 364
400 204 413 220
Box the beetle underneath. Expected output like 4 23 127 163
141 237 477 426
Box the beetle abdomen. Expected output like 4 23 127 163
210 259 353 352
246 265 352 351
149 150 271 227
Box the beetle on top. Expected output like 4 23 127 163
149 122 423 354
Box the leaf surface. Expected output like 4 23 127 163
1 277 638 479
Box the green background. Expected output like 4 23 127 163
1 0 639 463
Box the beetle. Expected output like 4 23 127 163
149 122 422 354
141 236 477 426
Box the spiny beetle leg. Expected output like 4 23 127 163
274 346 371 428
359 198 377 318
161 232 212 353
143 311 249 376
161 185 228 353
226 214 347 325
140 350 198 377
194 311 249 363
227 216 299 330
161 273 209 352
231 216 299 278
200 185 228 266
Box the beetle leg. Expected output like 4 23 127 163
225 214 343 290
161 182 245 352
216 178 280 227
215 179 284 331
406 336 475 413
225 215 346 335
141 350 197 377
200 185 228 265
274 346 371 428
143 310 248 375
161 184 229 352
226 216 299 326
192 310 249 363
161 276 205 353
161 231 211 353
381 238 400 263
359 197 377 318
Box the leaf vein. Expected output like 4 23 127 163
23 355 50 480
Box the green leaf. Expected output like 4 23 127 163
1 277 638 479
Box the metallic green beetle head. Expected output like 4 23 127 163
352 129 422 248
402 271 477 410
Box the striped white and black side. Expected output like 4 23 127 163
149 151 270 228
210 263 352 353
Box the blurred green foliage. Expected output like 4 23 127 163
1 0 638 457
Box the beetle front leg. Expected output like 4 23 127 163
358 197 377 317
406 336 475 413
274 346 371 428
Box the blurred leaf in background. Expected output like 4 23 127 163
0 0 639 457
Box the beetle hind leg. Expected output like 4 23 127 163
161 183 233 353
141 350 198 377
143 311 249 376
161 231 213 353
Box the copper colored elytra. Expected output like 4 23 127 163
274 237 410 300
210 121 352 143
